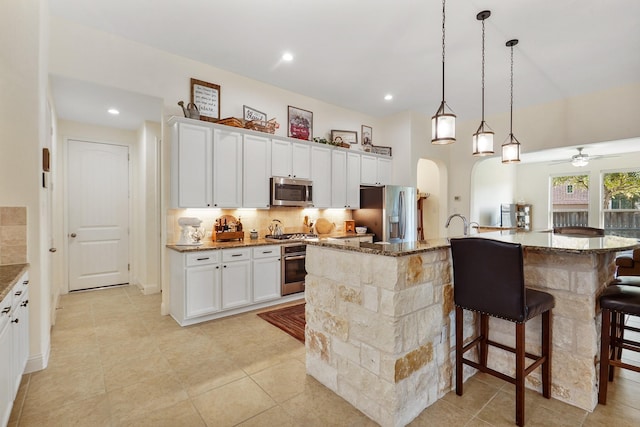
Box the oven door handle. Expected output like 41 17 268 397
284 255 306 261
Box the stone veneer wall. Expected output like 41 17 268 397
305 244 617 425
304 245 471 427
0 207 27 264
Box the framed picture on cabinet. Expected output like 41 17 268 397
243 105 267 122
361 125 373 150
371 145 392 156
288 106 313 141
331 130 358 145
190 78 220 122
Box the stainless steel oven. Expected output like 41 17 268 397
281 243 306 295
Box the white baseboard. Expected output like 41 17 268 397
25 342 50 374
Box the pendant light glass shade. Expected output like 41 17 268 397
502 39 521 164
432 102 456 144
431 0 456 145
502 135 521 163
473 125 495 155
472 10 494 156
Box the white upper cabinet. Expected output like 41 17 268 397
310 145 332 208
346 152 361 209
272 138 311 179
212 129 243 208
171 122 213 207
361 154 392 186
243 134 271 208
331 150 347 208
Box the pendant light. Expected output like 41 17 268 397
502 39 521 163
472 11 494 156
431 0 456 144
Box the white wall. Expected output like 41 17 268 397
1 0 50 371
470 157 516 226
516 153 640 230
427 83 640 234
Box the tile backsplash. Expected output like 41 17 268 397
0 207 27 264
167 207 353 244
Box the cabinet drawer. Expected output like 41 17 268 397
186 251 220 267
222 248 251 262
252 245 280 259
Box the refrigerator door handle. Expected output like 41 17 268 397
399 190 406 239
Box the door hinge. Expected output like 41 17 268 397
128 264 130 271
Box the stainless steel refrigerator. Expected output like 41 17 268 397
353 186 417 243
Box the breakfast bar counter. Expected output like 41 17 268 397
304 231 639 426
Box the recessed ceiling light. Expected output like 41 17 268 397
108 108 120 115
384 94 393 101
282 52 294 61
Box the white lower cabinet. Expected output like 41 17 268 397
0 271 29 427
221 248 251 310
170 246 294 326
0 293 12 427
252 246 281 303
185 264 221 318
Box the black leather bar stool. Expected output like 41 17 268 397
598 284 640 404
450 238 555 427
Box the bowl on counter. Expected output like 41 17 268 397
355 226 367 234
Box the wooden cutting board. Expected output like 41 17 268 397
315 218 334 234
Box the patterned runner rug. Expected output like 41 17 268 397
257 303 305 343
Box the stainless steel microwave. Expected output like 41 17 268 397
270 177 313 207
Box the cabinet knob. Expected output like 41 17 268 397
21 300 28 307
70 233 77 238
11 318 19 324
223 265 227 268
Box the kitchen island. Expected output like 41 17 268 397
304 231 639 427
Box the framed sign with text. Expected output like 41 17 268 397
190 78 220 122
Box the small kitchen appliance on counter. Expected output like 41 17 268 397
177 217 204 246
344 220 355 233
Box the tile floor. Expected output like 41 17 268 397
7 285 640 426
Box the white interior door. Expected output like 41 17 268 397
68 140 129 291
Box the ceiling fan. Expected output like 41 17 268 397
550 147 618 167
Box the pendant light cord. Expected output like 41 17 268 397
509 44 514 135
481 17 485 122
441 0 446 103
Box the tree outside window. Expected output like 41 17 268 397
603 171 640 239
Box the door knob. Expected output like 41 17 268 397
70 233 77 238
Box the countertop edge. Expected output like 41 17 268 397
166 232 375 252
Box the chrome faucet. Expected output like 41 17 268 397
446 214 469 236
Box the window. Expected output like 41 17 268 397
602 171 640 239
551 175 589 227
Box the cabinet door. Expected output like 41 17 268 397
252 257 281 303
271 139 292 177
243 134 271 208
346 152 361 209
310 145 332 208
331 150 347 208
185 264 221 318
360 155 378 185
291 142 311 179
11 292 28 399
213 129 243 207
222 260 251 309
377 158 392 185
0 299 11 427
175 123 212 207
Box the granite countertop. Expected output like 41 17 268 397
166 232 374 253
307 230 640 257
0 264 29 302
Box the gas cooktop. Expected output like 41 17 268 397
265 233 318 241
